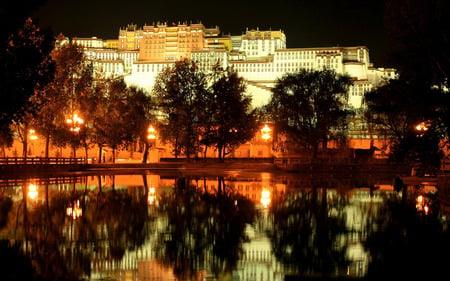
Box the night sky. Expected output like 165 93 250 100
33 0 391 67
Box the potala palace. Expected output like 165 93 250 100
66 21 396 156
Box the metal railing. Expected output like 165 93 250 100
0 157 85 165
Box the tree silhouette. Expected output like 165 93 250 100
268 187 349 277
153 59 208 160
364 195 450 280
155 177 256 279
268 69 353 158
205 66 257 160
0 18 54 154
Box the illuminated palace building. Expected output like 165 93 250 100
72 22 396 157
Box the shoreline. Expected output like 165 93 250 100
0 160 412 177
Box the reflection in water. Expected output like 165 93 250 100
0 173 449 280
154 176 257 280
66 200 82 219
268 186 349 277
260 188 271 208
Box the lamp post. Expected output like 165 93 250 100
28 129 38 156
415 121 429 137
66 113 84 133
260 124 273 158
147 125 157 140
261 124 272 141
143 125 157 163
66 112 84 158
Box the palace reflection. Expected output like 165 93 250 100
0 172 448 281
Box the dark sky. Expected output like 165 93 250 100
33 0 391 67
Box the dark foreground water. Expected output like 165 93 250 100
1 171 449 281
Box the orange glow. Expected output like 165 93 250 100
66 200 82 219
415 122 429 132
417 195 424 204
148 187 156 205
66 113 84 133
416 195 430 215
261 124 272 140
27 183 38 200
28 129 38 140
147 125 157 140
260 189 271 208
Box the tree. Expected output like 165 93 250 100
87 80 109 163
364 0 450 167
125 87 157 163
205 66 257 160
153 59 208 160
0 2 48 147
364 79 442 168
267 69 353 158
103 79 135 163
268 187 349 276
47 40 93 158
0 18 54 155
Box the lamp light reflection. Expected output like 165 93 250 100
416 195 430 215
260 189 271 208
66 200 82 219
148 187 156 205
27 183 38 200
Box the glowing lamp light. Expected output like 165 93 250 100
28 129 38 140
147 125 157 140
415 122 429 132
260 189 271 208
261 124 272 140
66 113 84 133
66 200 82 220
27 183 38 200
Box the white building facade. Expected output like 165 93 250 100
72 23 396 151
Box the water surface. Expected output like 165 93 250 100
0 171 448 281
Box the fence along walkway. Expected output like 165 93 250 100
0 157 85 165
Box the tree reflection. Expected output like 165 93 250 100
0 196 12 230
0 177 154 281
156 176 257 280
364 193 450 280
268 186 349 277
89 175 151 262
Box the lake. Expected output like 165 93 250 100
1 170 449 281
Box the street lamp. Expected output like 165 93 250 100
66 112 84 159
66 113 84 133
143 125 158 163
261 124 272 140
415 121 429 137
28 129 38 140
147 125 157 140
